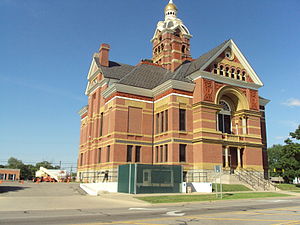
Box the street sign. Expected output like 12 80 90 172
214 165 222 173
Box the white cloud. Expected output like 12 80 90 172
283 98 300 107
275 136 285 140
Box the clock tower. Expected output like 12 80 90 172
151 0 192 71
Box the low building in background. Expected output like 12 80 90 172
35 167 67 182
0 168 20 181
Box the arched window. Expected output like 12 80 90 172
220 65 224 75
242 71 246 81
231 68 235 78
225 67 230 77
218 100 231 134
236 70 241 80
182 45 186 53
213 64 218 74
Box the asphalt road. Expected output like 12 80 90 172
1 182 300 225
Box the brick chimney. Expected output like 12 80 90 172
99 43 110 67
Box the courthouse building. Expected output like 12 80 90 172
77 0 269 182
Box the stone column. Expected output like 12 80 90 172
225 146 229 168
237 147 242 169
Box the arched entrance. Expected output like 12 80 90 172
216 86 249 172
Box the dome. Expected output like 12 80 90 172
165 2 177 12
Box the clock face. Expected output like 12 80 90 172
225 51 234 60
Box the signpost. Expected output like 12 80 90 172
214 165 223 199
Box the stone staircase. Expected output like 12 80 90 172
233 168 277 191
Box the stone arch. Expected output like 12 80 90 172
215 86 249 111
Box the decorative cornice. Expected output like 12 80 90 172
78 105 88 116
189 70 262 90
102 83 153 99
102 79 194 101
152 80 195 97
85 78 109 96
259 97 270 106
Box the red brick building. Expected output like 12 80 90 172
0 169 20 181
77 0 269 182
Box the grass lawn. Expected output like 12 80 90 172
277 184 300 191
136 192 290 204
212 183 251 192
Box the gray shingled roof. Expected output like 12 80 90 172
94 57 135 80
118 64 170 89
94 40 229 89
184 40 229 75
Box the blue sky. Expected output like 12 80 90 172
0 0 299 169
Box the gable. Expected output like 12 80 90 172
87 57 99 80
201 40 263 86
85 57 101 95
204 47 254 83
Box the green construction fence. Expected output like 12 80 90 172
118 164 182 194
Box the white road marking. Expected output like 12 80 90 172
166 211 185 216
129 208 167 211
256 200 292 203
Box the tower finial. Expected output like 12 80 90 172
169 0 173 3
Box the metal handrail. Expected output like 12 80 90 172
235 168 276 191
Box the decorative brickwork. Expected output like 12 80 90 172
203 79 214 102
77 1 268 183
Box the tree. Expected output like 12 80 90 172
268 144 284 176
35 161 60 169
268 125 300 183
7 157 24 169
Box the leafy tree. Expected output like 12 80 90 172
36 161 60 169
268 144 284 176
20 164 36 180
7 157 24 169
4 158 60 180
268 125 300 183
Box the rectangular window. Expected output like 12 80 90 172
179 144 186 162
100 112 103 136
218 114 231 134
165 144 168 162
156 146 159 162
161 112 164 133
135 146 141 163
156 113 160 134
8 174 14 180
98 148 101 163
107 145 110 162
224 115 231 134
179 109 186 131
127 145 133 162
165 110 168 132
160 145 164 162
80 153 83 166
128 107 142 134
218 114 224 132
